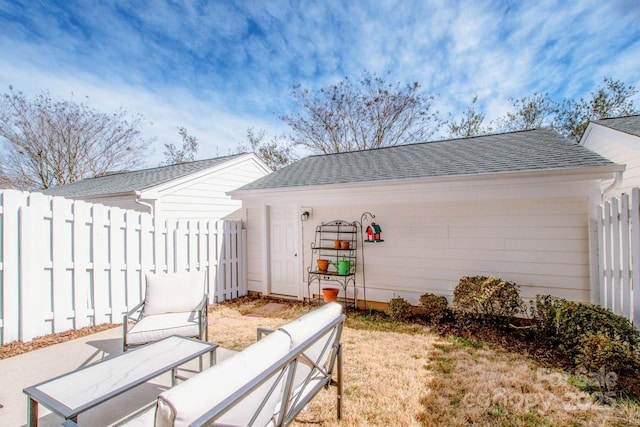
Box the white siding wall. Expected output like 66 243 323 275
241 177 600 305
583 125 640 198
158 160 268 219
299 198 591 305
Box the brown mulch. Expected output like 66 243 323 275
0 323 119 360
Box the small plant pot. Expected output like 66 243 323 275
340 241 350 249
333 240 341 249
322 287 340 302
316 259 329 272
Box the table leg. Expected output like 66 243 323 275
171 367 177 387
210 348 216 366
28 397 38 427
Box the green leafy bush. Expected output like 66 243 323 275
553 301 640 359
387 295 413 322
419 293 451 323
452 276 524 320
530 296 640 397
576 332 639 377
530 294 565 339
575 332 640 399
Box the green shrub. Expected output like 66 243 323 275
530 296 640 398
553 301 640 359
419 293 451 323
576 332 639 377
575 332 640 399
530 294 566 339
387 296 413 322
452 276 524 320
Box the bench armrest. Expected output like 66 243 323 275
198 294 209 341
124 300 145 322
195 294 208 312
257 327 275 340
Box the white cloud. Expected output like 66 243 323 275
0 0 638 162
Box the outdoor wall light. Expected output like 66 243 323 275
301 207 312 221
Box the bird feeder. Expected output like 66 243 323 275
365 222 383 242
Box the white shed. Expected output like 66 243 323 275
580 115 640 199
229 128 622 307
44 153 271 220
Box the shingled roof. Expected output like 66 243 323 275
44 153 248 198
237 128 618 191
593 115 640 137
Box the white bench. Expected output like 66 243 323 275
64 302 345 427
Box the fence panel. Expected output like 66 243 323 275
596 190 640 327
1 190 26 343
0 189 246 344
72 200 92 329
632 188 640 327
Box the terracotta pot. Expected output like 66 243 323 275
322 287 339 302
316 259 329 272
340 240 350 250
333 240 341 249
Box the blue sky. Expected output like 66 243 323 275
1 0 639 165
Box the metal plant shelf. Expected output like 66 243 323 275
307 219 362 311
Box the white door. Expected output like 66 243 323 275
269 205 299 296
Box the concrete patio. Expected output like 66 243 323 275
0 326 235 427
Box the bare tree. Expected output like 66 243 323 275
0 87 149 190
281 71 440 153
554 77 638 141
237 127 294 170
445 95 490 138
494 92 558 132
451 77 638 141
161 126 199 165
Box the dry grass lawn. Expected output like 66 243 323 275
210 297 640 427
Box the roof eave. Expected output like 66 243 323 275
141 153 270 198
229 164 624 199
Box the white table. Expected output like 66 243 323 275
23 335 217 426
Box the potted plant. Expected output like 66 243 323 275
322 287 339 302
316 259 329 272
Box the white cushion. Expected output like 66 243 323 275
126 312 200 346
155 330 292 427
279 302 342 348
278 302 342 392
142 271 205 316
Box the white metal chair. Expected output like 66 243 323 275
123 271 208 351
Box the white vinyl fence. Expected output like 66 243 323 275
594 187 640 327
0 189 246 344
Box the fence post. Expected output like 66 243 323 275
207 220 219 303
109 208 127 323
92 204 109 325
51 196 74 333
588 219 600 305
139 212 154 291
632 189 640 327
125 210 140 308
72 200 91 328
2 191 23 343
620 194 631 319
19 202 50 341
240 223 247 297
